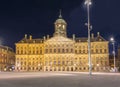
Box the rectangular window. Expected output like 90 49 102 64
62 49 64 53
54 49 56 53
58 49 60 53
62 61 64 65
45 49 48 53
40 50 42 54
58 61 60 65
50 49 52 53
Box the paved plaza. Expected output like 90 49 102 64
0 72 120 87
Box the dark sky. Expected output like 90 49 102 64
0 0 120 51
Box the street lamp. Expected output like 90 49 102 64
84 0 92 75
110 37 116 72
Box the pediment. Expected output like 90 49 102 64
45 36 73 43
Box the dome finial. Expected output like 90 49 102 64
59 9 62 18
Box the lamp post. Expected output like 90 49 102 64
110 37 116 72
85 0 92 75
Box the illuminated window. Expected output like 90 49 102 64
62 61 64 65
75 50 77 53
66 61 68 64
36 50 38 54
21 62 23 65
91 49 93 53
54 61 56 64
54 49 56 53
50 49 52 53
17 50 19 54
45 61 47 65
33 51 35 54
83 50 85 53
71 49 73 53
45 49 48 53
66 49 68 53
21 50 23 54
24 62 26 65
79 50 81 53
96 49 98 53
79 67 81 70
29 51 31 54
100 49 102 53
58 49 60 53
104 49 107 53
58 61 60 65
62 49 64 53
29 62 31 65
40 50 42 54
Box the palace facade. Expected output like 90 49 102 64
0 45 15 71
15 13 109 72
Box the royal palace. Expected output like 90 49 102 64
15 13 109 72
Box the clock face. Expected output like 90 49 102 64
58 24 62 29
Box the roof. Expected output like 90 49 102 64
55 18 67 24
17 33 107 44
18 38 44 43
0 45 14 52
75 35 107 42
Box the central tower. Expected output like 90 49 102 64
54 11 67 37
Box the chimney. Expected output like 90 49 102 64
29 35 32 40
97 32 100 36
47 35 49 39
91 33 94 39
24 34 27 39
72 34 75 41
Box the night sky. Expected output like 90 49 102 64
0 0 120 51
